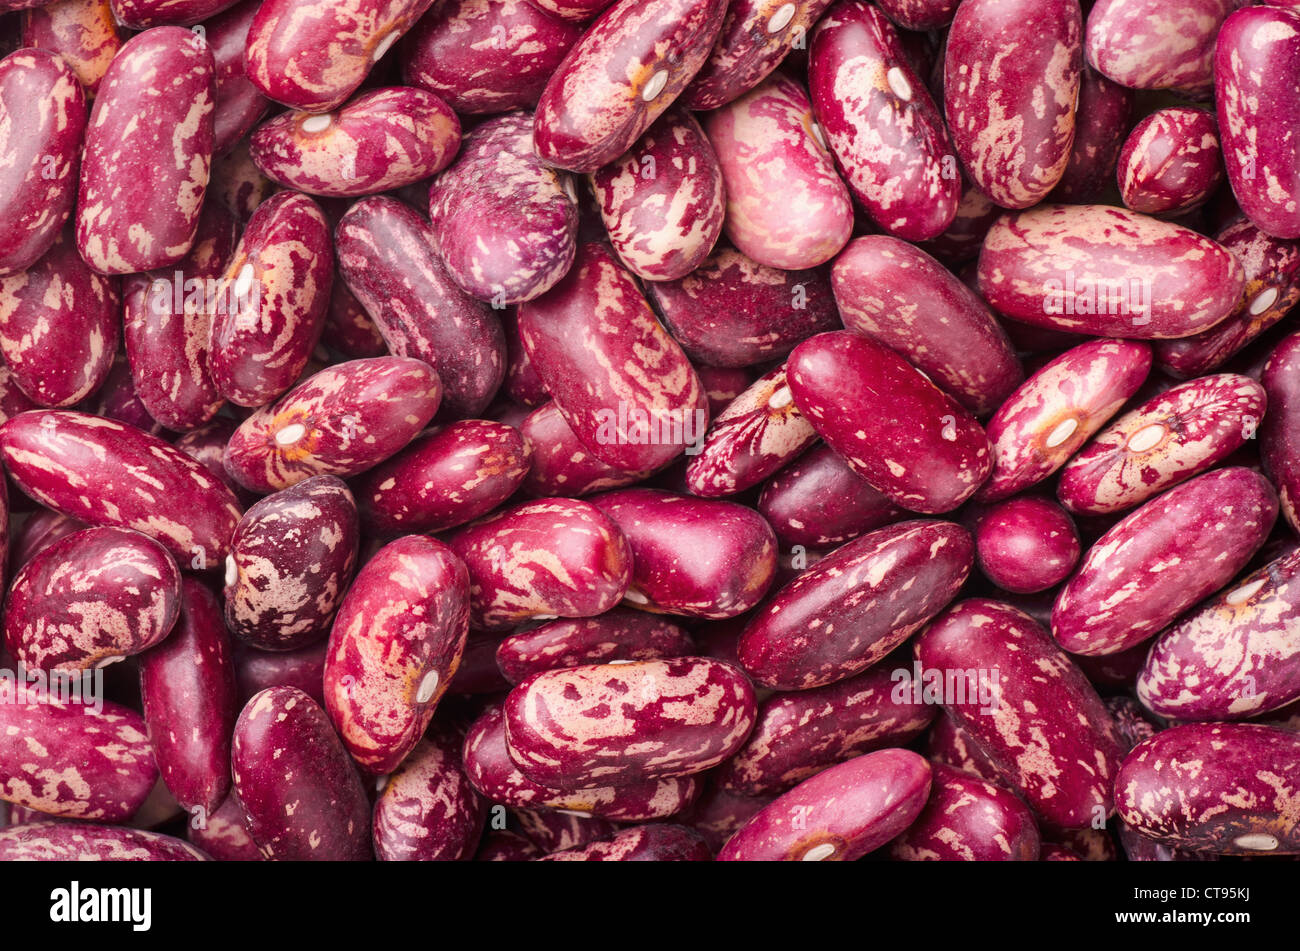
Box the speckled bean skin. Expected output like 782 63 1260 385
974 496 1080 594
224 475 358 651
0 698 157 821
876 0 956 30
540 824 712 861
1263 333 1300 534
915 599 1125 830
919 180 1001 266
0 227 118 407
427 112 578 305
590 108 723 282
232 686 371 860
977 339 1152 503
0 410 242 563
447 498 631 631
123 201 235 431
518 242 707 473
244 0 436 113
373 729 485 861
1058 374 1266 515
809 1 958 240
208 190 333 409
757 443 904 548
189 791 261 860
0 822 209 860
222 356 442 493
1051 68 1135 204
139 577 237 814
324 535 469 773
739 520 972 690
1085 0 1235 96
944 0 1080 209
503 657 756 788
205 0 268 155
890 762 1040 861
1116 723 1300 854
682 783 771 853
0 49 85 276
401 0 581 114
1053 468 1277 657
718 748 931 861
109 0 237 27
591 489 776 619
702 74 852 270
496 609 693 683
1118 107 1223 216
519 401 649 497
322 280 386 359
5 526 180 672
977 204 1246 338
685 366 816 498
22 0 125 97
464 705 698 819
716 664 935 796
525 0 612 21
925 711 1004 784
788 331 991 514
532 0 727 173
1217 7 1300 239
250 87 459 198
8 508 83 573
645 247 839 368
831 236 1022 416
353 420 528 536
1138 546 1300 721
75 27 214 275
210 139 275 223
1155 220 1300 378
476 830 541 861
335 197 506 419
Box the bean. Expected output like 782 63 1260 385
757 443 905 548
889 762 1040 861
373 727 485 861
0 822 209 860
21 0 124 97
495 609 694 684
973 496 1080 594
540 824 712 861
1085 0 1235 95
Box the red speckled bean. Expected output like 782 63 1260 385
373 728 485 861
1263 333 1300 533
890 762 1040 861
1051 67 1135 204
476 830 541 861
0 227 118 407
204 0 268 155
75 27 214 275
1118 107 1223 216
8 508 83 573
977 204 1246 339
788 331 991 514
739 519 972 690
335 196 506 419
322 280 386 359
0 822 208 860
189 791 260 860
1116 722 1300 854
139 577 237 815
495 609 693 683
224 475 358 651
1059 373 1266 515
233 639 327 706
831 236 1022 415
1085 0 1235 96
540 824 711 861
0 364 38 426
22 0 124 97
697 365 755 418
324 535 469 773
519 401 648 497
809 0 958 240
525 0 612 21
0 410 242 564
232 686 371 860
977 338 1152 503
919 180 1001 266
974 496 1080 594
244 0 436 113
109 0 238 28
681 783 771 853
915 598 1125 829
532 0 727 173
1053 467 1277 656
0 49 85 276
209 140 275 223
925 711 1004 785
757 443 904 548
503 656 756 788
876 0 956 30
718 748 931 861
222 356 442 493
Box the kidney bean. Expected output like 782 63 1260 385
80 353 169 436
188 791 260 860
233 640 327 707
373 729 485 861
22 0 124 96
890 762 1040 862
1059 373 1265 515
974 496 1080 594
519 402 648 497
0 822 209 860
918 180 1001 266
1116 722 1300 854
1217 7 1300 239
526 0 612 21
541 824 712 861
696 366 753 416
198 0 268 156
501 309 547 407
322 281 386 360
977 339 1152 503
335 197 506 418
477 829 541 861
8 509 83 576
511 806 615 852
739 519 972 690
223 356 442 493
428 111 578 305
788 331 991 514
1085 0 1234 96
646 247 839 368
831 236 1022 415
75 27 214 275
1262 333 1300 533
718 748 930 861
1117 107 1223 216
1051 68 1135 204
1054 467 1277 657
244 0 435 113
109 0 237 27
924 711 1004 785
448 632 512 694
757 443 904 548
0 228 118 408
232 686 371 860
210 140 276 223
1106 696 1160 754
876 0 956 30
809 1 958 240
532 0 727 172
0 366 37 427
495 610 693 684
0 698 158 821
680 782 772 854
0 49 85 276
915 598 1125 829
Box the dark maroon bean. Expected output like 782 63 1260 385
757 443 905 548
974 496 1080 595
7 508 83 575
924 711 1003 784
519 401 649 497
209 139 276 223
696 365 754 418
495 609 693 683
540 824 711 861
1263 332 1300 533
1051 67 1135 204
476 829 540 861
203 0 268 155
188 791 261 860
233 640 327 706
